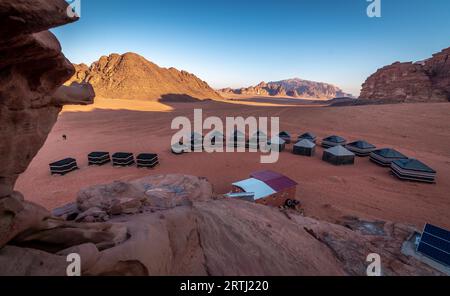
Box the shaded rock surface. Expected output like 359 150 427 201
66 53 223 101
3 174 442 276
220 78 353 99
0 0 105 260
0 0 94 200
360 47 450 103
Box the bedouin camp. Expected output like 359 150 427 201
297 132 317 143
268 136 286 152
228 129 246 148
136 153 159 168
49 158 79 175
345 140 377 157
391 158 437 183
247 130 267 150
112 152 135 167
190 132 204 152
204 130 225 148
171 139 189 154
322 145 355 166
321 135 347 148
88 151 111 166
293 139 316 157
278 131 292 144
370 148 408 167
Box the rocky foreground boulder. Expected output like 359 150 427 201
359 47 450 103
0 174 441 276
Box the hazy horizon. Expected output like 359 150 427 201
54 0 450 96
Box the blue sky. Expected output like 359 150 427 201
53 0 450 95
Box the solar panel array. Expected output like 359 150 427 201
417 224 450 266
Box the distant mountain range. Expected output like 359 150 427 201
65 46 450 105
219 78 354 100
66 52 222 101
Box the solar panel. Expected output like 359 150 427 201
424 224 450 242
417 223 450 266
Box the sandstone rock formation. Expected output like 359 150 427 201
66 53 223 101
0 1 94 200
220 78 353 99
360 47 450 103
2 174 442 276
0 0 108 260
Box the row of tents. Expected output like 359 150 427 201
172 131 318 154
171 130 436 184
295 134 436 183
49 152 159 175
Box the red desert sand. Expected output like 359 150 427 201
16 99 450 228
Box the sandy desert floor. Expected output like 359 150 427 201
15 98 450 229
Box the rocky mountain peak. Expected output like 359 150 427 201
67 52 222 101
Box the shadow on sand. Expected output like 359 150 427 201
159 93 207 103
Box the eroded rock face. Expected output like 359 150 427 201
360 47 450 103
0 0 94 248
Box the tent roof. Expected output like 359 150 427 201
231 129 245 136
205 130 224 138
279 131 291 137
250 170 298 192
294 139 316 148
347 140 376 149
232 178 276 200
299 132 316 139
372 148 407 159
190 132 203 139
324 145 355 156
392 159 436 173
252 130 267 136
268 136 286 145
323 135 346 143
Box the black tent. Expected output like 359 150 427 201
112 152 135 167
137 153 159 168
267 136 286 152
171 140 189 154
278 131 292 144
204 130 224 148
293 139 316 157
190 132 204 152
49 158 78 175
391 159 436 183
88 152 111 166
370 148 408 167
228 129 246 148
298 132 317 143
322 145 355 166
321 135 347 148
247 131 267 150
346 140 376 157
